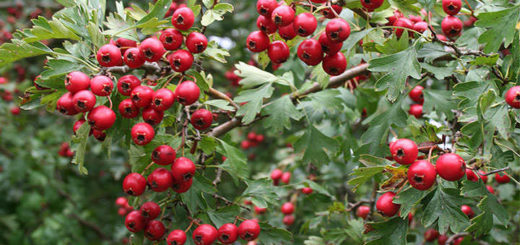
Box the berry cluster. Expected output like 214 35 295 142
57 142 74 158
408 85 424 118
441 0 463 38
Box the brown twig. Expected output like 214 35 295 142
207 87 239 110
212 193 252 211
445 232 469 245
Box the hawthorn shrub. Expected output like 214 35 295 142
1 0 520 244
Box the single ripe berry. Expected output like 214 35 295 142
186 32 208 54
145 220 166 241
254 206 267 214
142 107 164 125
424 229 440 242
131 122 155 145
326 19 351 43
413 21 428 33
152 145 176 165
297 39 323 66
461 205 474 218
117 75 141 96
115 38 137 52
131 85 154 108
140 201 161 220
160 28 184 51
246 31 270 52
168 49 194 72
301 187 313 194
123 173 147 196
257 15 277 34
407 160 437 190
356 205 370 219
238 220 261 241
118 98 140 118
125 210 146 232
10 106 20 115
256 0 278 16
438 235 449 245
293 13 317 37
394 18 413 38
505 86 520 108
409 85 424 104
270 169 283 183
442 0 462 16
167 230 187 245
172 7 195 31
478 170 489 183
87 105 116 130
73 119 86 134
72 90 96 112
124 47 145 68
192 224 218 245
495 172 511 183
271 5 295 27
57 92 78 115
466 169 479 182
115 197 128 206
409 104 423 118
268 40 290 64
281 202 294 215
436 153 466 181
175 80 200 105
140 38 166 62
152 88 175 111
147 168 174 192
322 52 347 76
172 178 193 193
409 15 423 23
322 5 342 19
90 75 113 96
441 16 462 38
65 71 90 93
217 223 239 244
486 185 495 194
360 0 384 11
376 191 400 216
191 109 213 130
283 215 295 226
278 22 297 40
319 32 343 55
97 44 122 67
281 172 291 184
390 138 418 165
171 157 196 182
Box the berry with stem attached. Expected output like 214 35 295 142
407 160 437 190
436 153 466 181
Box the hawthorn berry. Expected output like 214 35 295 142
257 15 277 34
278 22 297 40
407 160 437 190
118 99 140 118
92 129 106 141
152 88 175 111
57 92 78 115
424 229 439 242
148 168 174 192
247 31 270 52
409 85 424 104
115 37 137 52
301 187 313 194
140 201 161 220
191 109 213 130
238 220 261 241
297 38 323 66
413 21 428 33
495 172 511 183
360 0 384 11
172 177 193 193
123 173 147 196
268 40 290 64
281 202 295 215
326 19 351 43
461 205 474 218
124 47 145 68
217 223 239 244
283 215 295 226
152 145 176 165
271 5 295 27
254 206 267 214
478 170 489 183
394 18 413 38
90 75 113 96
167 230 187 245
322 5 342 19
293 13 317 37
271 169 283 184
376 192 400 216
140 38 166 62
322 52 347 76
442 0 462 16
356 205 370 219
145 220 166 241
319 32 343 55
505 86 520 108
175 80 200 105
281 172 291 184
73 119 86 134
256 0 278 16
390 138 418 165
409 104 423 118
65 71 90 93
441 16 462 38
438 234 448 245
186 32 208 54
10 106 20 115
125 210 146 232
486 185 495 194
115 197 128 206
192 224 218 245
87 105 116 130
168 49 194 72
172 7 195 31
465 169 479 182
131 85 154 108
142 107 164 125
131 123 155 145
436 153 466 181
160 28 184 51
117 75 141 96
96 44 123 67
171 157 196 182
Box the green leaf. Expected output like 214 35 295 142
203 41 230 63
70 122 91 175
204 99 234 111
23 16 81 43
394 186 431 218
475 5 520 52
216 139 248 180
294 125 338 165
422 89 456 120
421 63 455 80
421 186 469 233
234 62 279 88
296 89 343 119
348 166 385 191
40 59 83 81
241 179 280 208
235 83 274 124
294 179 334 199
201 3 234 26
262 96 303 132
469 54 499 66
365 217 408 245
0 40 52 67
207 205 240 228
257 222 293 244
199 136 218 155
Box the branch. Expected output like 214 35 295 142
445 232 469 245
212 193 251 211
207 87 239 110
104 62 162 74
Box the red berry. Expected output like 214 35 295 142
390 138 418 165
0 77 7 84
238 220 261 241
281 202 294 214
326 18 351 42
175 80 200 105
278 22 297 40
65 71 90 93
441 16 462 38
478 170 488 183
322 52 347 76
505 86 520 108
193 224 218 245
271 169 283 181
152 88 175 111
281 172 291 184
142 107 164 125
486 185 495 194
97 44 123 67
90 75 113 96
131 85 154 108
92 129 106 141
442 0 462 15
407 160 437 190
87 105 116 130
465 169 479 182
191 109 213 130
293 13 317 37
409 104 423 118
297 38 323 66
437 34 448 41
283 214 295 226
115 38 137 52
117 75 141 96
241 140 252 149
167 230 187 245
10 106 20 115
376 192 400 217
125 210 146 232
115 197 128 206
217 223 238 244
73 119 86 134
119 98 140 118
436 153 466 181
394 18 413 38
257 15 277 34
356 205 370 219
131 123 155 145
172 177 193 193
254 206 267 214
322 5 342 19
124 47 145 68
256 0 278 16
140 201 161 220
495 172 511 183
247 31 270 52
168 49 194 72
268 40 290 63
171 157 196 182
123 173 147 196
140 38 166 62
461 205 474 218
409 85 424 104
148 168 174 192
160 28 184 51
438 235 448 245
152 145 176 165
424 229 439 242
186 32 208 54
172 7 195 31
319 32 343 55
57 92 78 115
301 187 313 194
145 220 166 241
360 0 384 11
413 21 428 33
